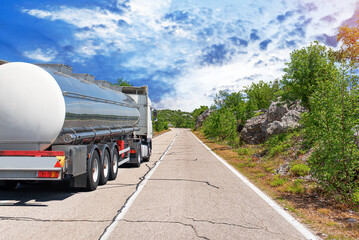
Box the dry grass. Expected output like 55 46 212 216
193 131 359 240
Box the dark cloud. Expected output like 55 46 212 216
250 32 260 41
164 10 195 25
259 39 272 50
236 74 262 82
277 10 295 23
316 34 338 47
289 17 311 38
255 60 264 66
229 37 248 47
117 20 129 27
301 2 318 12
277 15 286 23
321 15 336 23
201 44 233 66
341 3 359 27
285 11 294 18
197 27 214 38
286 40 296 48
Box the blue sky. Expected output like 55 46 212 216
0 0 358 111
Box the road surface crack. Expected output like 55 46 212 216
186 217 262 230
122 219 210 240
99 131 182 240
150 178 219 189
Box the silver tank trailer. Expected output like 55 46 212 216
0 62 140 151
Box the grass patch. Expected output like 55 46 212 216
287 179 305 194
291 164 310 177
270 175 287 187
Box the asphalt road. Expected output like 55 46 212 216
0 129 316 240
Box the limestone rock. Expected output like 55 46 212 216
195 109 213 130
240 100 306 144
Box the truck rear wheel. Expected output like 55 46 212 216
109 150 119 180
133 143 142 168
86 151 100 191
99 150 110 185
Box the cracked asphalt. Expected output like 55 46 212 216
0 128 312 239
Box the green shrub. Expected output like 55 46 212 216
270 175 286 187
291 164 310 176
287 179 305 194
238 148 249 155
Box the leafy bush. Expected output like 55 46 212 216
270 175 286 187
291 164 310 177
265 131 296 157
202 107 237 144
303 60 359 201
281 42 338 109
287 179 305 194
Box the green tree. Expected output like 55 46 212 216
202 107 237 144
112 78 133 86
244 80 281 110
281 42 337 109
303 61 359 202
337 19 359 66
192 106 209 120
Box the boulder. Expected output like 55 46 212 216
240 113 268 144
240 100 306 144
195 109 213 130
267 102 288 122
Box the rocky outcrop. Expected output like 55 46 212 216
240 101 306 144
195 109 213 130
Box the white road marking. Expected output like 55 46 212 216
190 131 317 240
100 130 181 240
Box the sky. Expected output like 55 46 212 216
0 0 358 112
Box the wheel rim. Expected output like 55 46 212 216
92 156 99 183
103 154 109 178
112 154 118 174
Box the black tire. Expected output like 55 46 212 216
86 151 100 191
109 149 119 181
0 181 18 190
133 143 142 168
99 150 110 185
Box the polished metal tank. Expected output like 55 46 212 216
0 62 140 151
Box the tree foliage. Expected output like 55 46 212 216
192 105 209 120
201 81 280 147
153 109 194 132
303 61 359 201
244 80 281 110
337 20 359 66
281 41 338 109
112 78 133 86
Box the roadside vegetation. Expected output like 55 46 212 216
153 109 195 132
192 21 359 239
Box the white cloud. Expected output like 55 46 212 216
23 48 58 62
22 0 359 112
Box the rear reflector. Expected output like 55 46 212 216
130 150 136 154
0 150 65 157
37 171 60 178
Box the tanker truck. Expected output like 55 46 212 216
0 61 154 191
